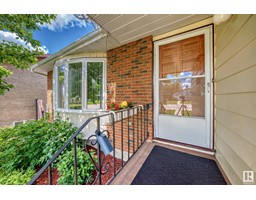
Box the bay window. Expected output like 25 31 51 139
55 58 106 111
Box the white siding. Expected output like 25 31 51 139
215 14 256 184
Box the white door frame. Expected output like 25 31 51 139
153 25 213 148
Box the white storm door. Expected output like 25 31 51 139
154 26 213 148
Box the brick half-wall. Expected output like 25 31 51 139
106 36 154 154
104 107 152 159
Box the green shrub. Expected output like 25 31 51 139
57 148 95 185
0 168 36 185
0 119 50 172
39 117 77 165
0 117 76 173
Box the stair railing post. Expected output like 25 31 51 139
97 117 102 185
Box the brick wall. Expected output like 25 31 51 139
0 65 47 127
106 36 154 147
107 36 153 105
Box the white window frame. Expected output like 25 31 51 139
53 58 107 113
84 58 107 112
53 61 68 112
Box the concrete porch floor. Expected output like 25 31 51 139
110 140 230 185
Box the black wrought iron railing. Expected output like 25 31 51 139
27 103 152 185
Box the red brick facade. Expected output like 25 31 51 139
106 36 154 144
107 36 153 105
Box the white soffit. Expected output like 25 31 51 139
88 14 213 44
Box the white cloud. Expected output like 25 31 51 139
40 14 87 31
0 31 48 54
37 45 49 54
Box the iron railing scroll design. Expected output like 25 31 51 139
85 130 112 185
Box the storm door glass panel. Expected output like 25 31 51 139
159 78 205 117
159 34 205 117
57 66 65 109
68 62 82 110
87 62 103 109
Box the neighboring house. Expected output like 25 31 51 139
0 55 48 127
32 14 256 185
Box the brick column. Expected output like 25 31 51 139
107 36 154 150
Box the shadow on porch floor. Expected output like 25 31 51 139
111 141 229 185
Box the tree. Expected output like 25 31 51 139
0 14 56 95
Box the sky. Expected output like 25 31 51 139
33 15 96 54
0 14 97 55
